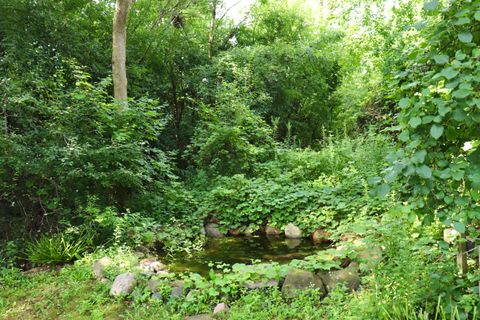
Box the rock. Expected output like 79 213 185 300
186 289 199 302
318 262 360 292
244 227 255 237
213 302 229 315
92 257 112 280
184 315 214 320
147 278 164 292
265 224 282 236
444 228 459 244
228 228 241 236
244 279 279 289
281 269 326 299
140 258 166 273
356 246 382 271
284 223 302 239
151 261 167 273
110 273 137 297
152 292 163 300
285 238 301 249
171 286 184 298
312 229 330 244
340 233 359 242
205 223 224 238
170 280 185 298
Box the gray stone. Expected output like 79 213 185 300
318 262 360 292
281 269 326 299
184 315 213 320
147 277 164 292
284 223 302 239
171 280 185 298
244 279 279 289
92 256 112 280
152 292 163 300
186 289 199 302
213 302 229 315
205 223 224 238
110 273 137 297
265 224 282 235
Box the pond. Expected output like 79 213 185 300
162 235 328 275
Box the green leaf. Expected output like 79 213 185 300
454 17 470 25
417 165 432 179
433 55 449 64
376 184 390 199
408 117 422 128
399 98 410 108
438 105 451 116
423 0 439 12
412 150 427 164
452 88 471 99
453 222 465 234
458 32 473 43
430 124 444 139
398 130 410 142
475 11 480 21
441 67 458 80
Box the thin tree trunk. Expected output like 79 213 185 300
112 0 132 106
208 0 217 59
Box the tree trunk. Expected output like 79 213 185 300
112 0 132 106
208 0 217 59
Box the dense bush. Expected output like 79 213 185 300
194 133 394 233
187 83 274 176
0 56 172 236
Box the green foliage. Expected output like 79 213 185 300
26 233 91 265
201 42 340 146
195 133 393 232
0 57 172 234
187 83 274 176
377 0 480 230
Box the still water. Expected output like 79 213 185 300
162 235 327 275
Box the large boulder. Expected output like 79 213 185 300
205 223 224 238
281 269 326 299
110 273 136 297
311 229 330 244
265 224 282 236
92 256 112 280
318 262 360 292
284 223 302 239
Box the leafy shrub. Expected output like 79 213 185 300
0 56 173 236
26 233 91 265
195 133 394 233
187 82 274 176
